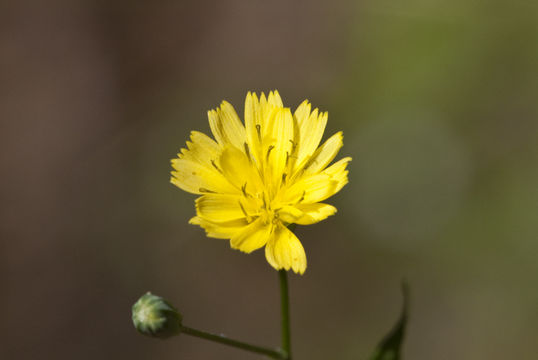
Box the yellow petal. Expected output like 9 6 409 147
179 131 220 166
322 157 351 194
208 101 246 149
265 108 294 190
171 158 237 194
283 157 350 203
258 92 282 145
282 157 350 204
190 216 247 239
267 90 283 107
277 205 304 224
293 100 311 128
195 194 251 222
282 173 339 204
259 92 268 109
219 145 264 194
230 218 272 253
295 108 328 171
293 203 337 225
265 224 307 274
244 92 263 165
300 131 343 176
244 91 287 169
277 203 337 225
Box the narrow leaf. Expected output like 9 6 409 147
369 281 409 360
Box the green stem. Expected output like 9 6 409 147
181 325 286 359
279 270 291 360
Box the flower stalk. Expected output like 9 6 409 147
279 270 291 360
180 325 287 359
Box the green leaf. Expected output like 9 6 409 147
369 282 409 360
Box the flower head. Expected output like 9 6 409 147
171 91 350 274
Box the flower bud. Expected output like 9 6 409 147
132 292 182 339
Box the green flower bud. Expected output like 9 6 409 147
132 292 182 339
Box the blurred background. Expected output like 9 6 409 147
2 0 537 359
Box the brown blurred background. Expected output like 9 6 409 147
2 0 537 359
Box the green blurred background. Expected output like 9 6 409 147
2 1 537 359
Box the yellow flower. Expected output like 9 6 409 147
171 91 350 274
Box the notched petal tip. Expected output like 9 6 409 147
264 225 307 275
295 264 307 275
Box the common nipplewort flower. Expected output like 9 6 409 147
171 91 350 274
